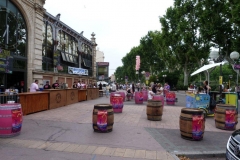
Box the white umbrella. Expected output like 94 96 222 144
97 81 108 85
190 62 225 76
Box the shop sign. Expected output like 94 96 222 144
0 49 13 74
68 66 88 75
97 62 109 66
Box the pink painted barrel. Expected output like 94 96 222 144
142 90 148 101
117 92 126 101
152 95 164 108
110 93 124 113
135 92 144 104
0 103 23 137
166 92 176 105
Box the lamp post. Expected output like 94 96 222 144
136 71 139 83
162 75 167 83
230 51 239 86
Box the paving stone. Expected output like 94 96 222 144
123 149 135 158
102 147 116 156
63 144 80 152
72 144 88 153
83 145 97 154
92 146 107 155
134 149 146 159
113 148 126 157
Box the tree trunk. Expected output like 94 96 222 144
183 65 189 86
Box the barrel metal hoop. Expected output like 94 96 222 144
93 112 114 115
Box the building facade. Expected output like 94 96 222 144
0 0 97 92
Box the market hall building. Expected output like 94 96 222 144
0 0 98 92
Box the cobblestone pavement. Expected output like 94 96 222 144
0 91 235 159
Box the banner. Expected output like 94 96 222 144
68 66 88 75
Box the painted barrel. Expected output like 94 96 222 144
142 90 148 101
146 100 163 121
135 91 144 104
0 103 23 137
92 104 114 132
179 108 205 141
152 95 164 108
116 92 126 102
214 104 238 130
110 93 124 113
166 92 176 105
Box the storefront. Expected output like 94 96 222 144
96 62 109 82
0 0 97 92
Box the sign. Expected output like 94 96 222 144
68 66 88 75
234 64 240 70
97 62 109 66
219 76 223 85
0 49 13 74
145 72 150 80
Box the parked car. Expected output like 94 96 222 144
226 129 240 160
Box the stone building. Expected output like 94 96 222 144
0 0 97 92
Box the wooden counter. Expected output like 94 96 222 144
47 89 67 109
19 91 49 115
78 89 87 102
87 88 99 100
66 89 78 105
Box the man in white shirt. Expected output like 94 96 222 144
30 80 39 92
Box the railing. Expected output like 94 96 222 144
0 92 19 104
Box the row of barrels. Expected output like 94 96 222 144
180 104 238 141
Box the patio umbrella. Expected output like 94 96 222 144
190 62 225 76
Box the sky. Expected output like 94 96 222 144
44 0 174 76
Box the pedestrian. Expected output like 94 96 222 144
30 80 39 92
77 80 81 89
98 82 103 90
105 85 110 98
148 87 155 100
43 81 51 89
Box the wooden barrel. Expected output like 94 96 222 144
179 108 205 141
146 100 163 121
110 94 123 113
215 104 238 130
0 103 23 137
92 104 114 132
135 92 143 104
152 95 164 108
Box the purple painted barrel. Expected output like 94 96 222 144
116 92 126 101
135 92 144 104
110 93 123 113
166 92 176 105
142 90 148 101
0 103 23 137
152 95 164 108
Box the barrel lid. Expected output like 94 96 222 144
112 94 121 97
94 104 112 107
0 103 21 110
216 104 236 108
181 108 203 114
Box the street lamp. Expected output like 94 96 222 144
230 51 239 86
136 71 139 82
162 75 167 83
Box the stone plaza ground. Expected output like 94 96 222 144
0 91 236 160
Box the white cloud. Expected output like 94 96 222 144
44 0 174 75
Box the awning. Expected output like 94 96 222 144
190 62 225 76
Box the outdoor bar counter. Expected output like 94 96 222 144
78 89 87 101
18 88 98 115
87 88 99 100
19 91 49 115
